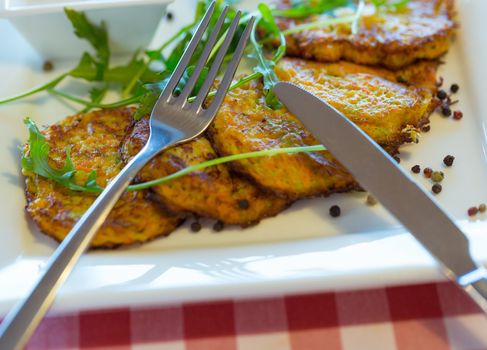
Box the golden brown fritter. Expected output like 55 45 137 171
24 108 182 248
275 58 437 146
277 0 455 69
122 118 290 226
207 58 437 198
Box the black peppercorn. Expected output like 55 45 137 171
441 104 452 117
443 155 455 167
238 199 249 209
329 205 341 218
396 76 407 83
393 156 400 164
450 83 459 93
436 90 447 100
411 165 421 174
213 220 224 232
43 61 54 72
167 12 174 20
421 124 431 132
432 184 442 194
190 222 202 233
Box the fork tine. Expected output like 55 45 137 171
192 11 243 109
178 6 229 104
204 16 255 116
158 1 216 102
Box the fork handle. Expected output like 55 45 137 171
0 143 160 350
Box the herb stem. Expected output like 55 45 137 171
158 22 196 53
352 0 365 35
122 22 197 98
49 89 141 108
207 11 258 63
122 60 149 98
0 74 67 105
128 145 326 191
186 71 262 103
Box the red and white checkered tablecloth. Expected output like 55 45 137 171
11 281 485 350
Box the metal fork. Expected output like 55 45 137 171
0 3 255 349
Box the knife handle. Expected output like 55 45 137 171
458 267 487 313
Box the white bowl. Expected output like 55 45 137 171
0 0 174 60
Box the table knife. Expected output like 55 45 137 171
274 81 487 313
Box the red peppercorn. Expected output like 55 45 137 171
453 111 463 120
423 167 433 178
468 207 478 216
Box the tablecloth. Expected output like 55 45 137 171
16 281 486 350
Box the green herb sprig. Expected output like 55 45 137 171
0 0 360 111
249 3 286 109
22 118 102 193
22 119 326 193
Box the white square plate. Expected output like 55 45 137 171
0 0 486 316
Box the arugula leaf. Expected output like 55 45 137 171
105 56 160 87
70 52 99 81
164 31 194 71
89 86 107 103
64 8 109 69
134 65 209 119
389 0 410 10
177 65 210 96
21 118 102 193
371 0 410 11
80 85 107 113
64 8 110 82
145 49 163 61
249 3 286 109
273 0 350 19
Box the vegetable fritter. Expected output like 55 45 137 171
207 58 437 198
277 0 455 69
275 58 437 147
24 108 182 248
122 118 290 226
123 119 290 227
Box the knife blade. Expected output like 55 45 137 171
274 81 487 312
